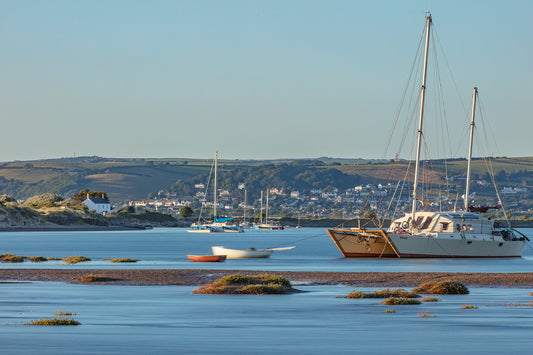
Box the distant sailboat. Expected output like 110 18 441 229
254 190 284 230
188 151 243 233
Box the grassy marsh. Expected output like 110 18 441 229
413 280 469 295
344 288 419 299
25 318 80 326
62 256 91 264
193 273 294 295
0 254 25 263
80 275 111 283
380 297 421 305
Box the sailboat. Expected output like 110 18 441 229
327 14 527 258
254 190 284 230
188 151 243 233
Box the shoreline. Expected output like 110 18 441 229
0 225 153 232
1 269 533 288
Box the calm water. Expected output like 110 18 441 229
1 282 532 354
0 227 532 272
1 228 532 354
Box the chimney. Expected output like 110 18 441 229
102 193 105 199
87 193 90 200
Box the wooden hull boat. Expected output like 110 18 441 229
326 14 528 259
187 254 227 262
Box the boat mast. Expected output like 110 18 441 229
266 189 269 223
464 87 478 211
411 13 432 224
260 190 263 224
243 189 247 223
213 151 218 220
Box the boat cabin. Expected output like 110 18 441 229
388 211 496 235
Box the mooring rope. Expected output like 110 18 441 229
269 231 328 249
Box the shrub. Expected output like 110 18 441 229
80 275 108 283
413 280 469 295
421 297 439 302
25 318 80 326
0 254 25 263
239 285 285 295
23 193 64 208
217 274 291 287
345 288 419 299
62 256 91 264
460 305 478 309
417 312 437 317
381 297 421 305
0 194 16 204
109 258 138 263
28 256 47 263
55 310 77 316
193 273 293 295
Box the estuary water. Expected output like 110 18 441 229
1 228 532 354
0 227 532 272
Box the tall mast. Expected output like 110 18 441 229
411 13 432 224
266 189 269 223
260 190 263 224
243 189 247 222
213 151 218 220
464 87 478 211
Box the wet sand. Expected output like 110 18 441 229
1 269 533 287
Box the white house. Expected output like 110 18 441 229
83 194 111 215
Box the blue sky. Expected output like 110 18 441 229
0 0 531 161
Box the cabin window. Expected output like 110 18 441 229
439 222 449 232
420 217 433 230
468 225 474 232
414 216 424 228
462 224 467 231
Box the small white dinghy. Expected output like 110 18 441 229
211 246 295 259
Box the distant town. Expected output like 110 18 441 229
128 180 531 222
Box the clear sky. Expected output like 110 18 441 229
0 0 531 162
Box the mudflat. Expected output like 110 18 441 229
1 269 533 287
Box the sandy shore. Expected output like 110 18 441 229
1 269 533 288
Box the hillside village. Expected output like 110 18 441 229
0 156 531 227
129 179 531 222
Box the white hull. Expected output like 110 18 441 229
212 246 271 258
253 223 284 230
187 229 214 233
327 228 526 258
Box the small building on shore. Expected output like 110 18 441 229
83 194 111 215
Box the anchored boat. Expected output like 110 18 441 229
327 14 527 258
211 246 295 259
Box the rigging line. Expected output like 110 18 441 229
382 22 427 158
196 159 216 223
433 25 469 118
269 232 327 249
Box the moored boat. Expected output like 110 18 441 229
187 254 227 262
188 152 244 233
211 245 295 259
326 14 527 258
